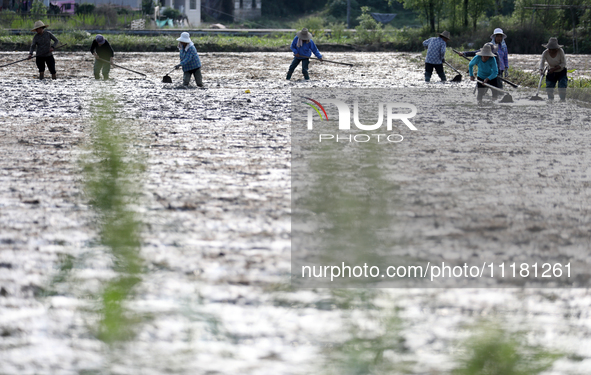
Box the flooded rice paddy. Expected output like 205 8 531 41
1 52 591 374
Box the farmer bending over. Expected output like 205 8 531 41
28 21 58 80
286 28 323 81
468 43 499 102
422 31 450 82
539 37 567 101
456 28 508 87
175 32 203 87
90 35 114 80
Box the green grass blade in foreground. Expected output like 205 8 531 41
296 134 401 286
452 322 563 375
83 92 145 344
322 290 409 375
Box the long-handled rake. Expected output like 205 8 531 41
530 67 547 101
476 79 513 103
452 48 519 88
95 57 147 77
0 43 68 69
443 61 462 82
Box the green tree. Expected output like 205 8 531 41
142 0 154 16
392 0 444 31
468 0 493 29
30 0 47 15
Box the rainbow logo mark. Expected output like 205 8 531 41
302 97 328 121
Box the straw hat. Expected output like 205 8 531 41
542 37 563 49
439 30 451 40
490 27 506 39
31 20 48 31
476 43 497 57
297 28 312 41
176 32 192 44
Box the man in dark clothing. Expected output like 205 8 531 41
28 20 59 80
90 34 114 80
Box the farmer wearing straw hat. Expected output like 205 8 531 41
455 28 509 86
286 28 323 81
468 43 499 102
90 34 114 80
175 32 203 87
539 37 567 101
28 20 59 80
422 31 450 82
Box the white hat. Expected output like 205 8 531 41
542 37 563 49
176 32 192 43
476 43 497 57
490 28 506 39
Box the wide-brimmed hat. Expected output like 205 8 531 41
297 28 312 40
439 30 451 40
31 20 48 31
176 32 192 44
476 43 497 57
96 34 105 45
490 27 506 39
542 37 563 49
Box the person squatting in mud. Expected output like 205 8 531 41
286 28 323 81
422 31 450 82
539 37 568 101
28 20 59 80
468 43 500 102
456 28 509 88
175 32 203 87
90 34 114 80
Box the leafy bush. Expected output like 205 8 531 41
30 0 47 16
162 7 181 19
355 6 383 44
329 21 346 41
76 3 95 15
292 16 325 41
141 0 154 16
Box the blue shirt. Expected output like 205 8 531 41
423 37 446 64
491 38 509 71
290 37 322 59
469 55 498 80
179 44 201 72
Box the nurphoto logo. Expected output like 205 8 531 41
302 97 418 131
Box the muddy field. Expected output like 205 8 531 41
1 52 591 374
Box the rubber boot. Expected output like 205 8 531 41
303 73 310 81
286 71 293 80
39 72 44 80
51 74 56 80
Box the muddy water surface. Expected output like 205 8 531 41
1 52 591 374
